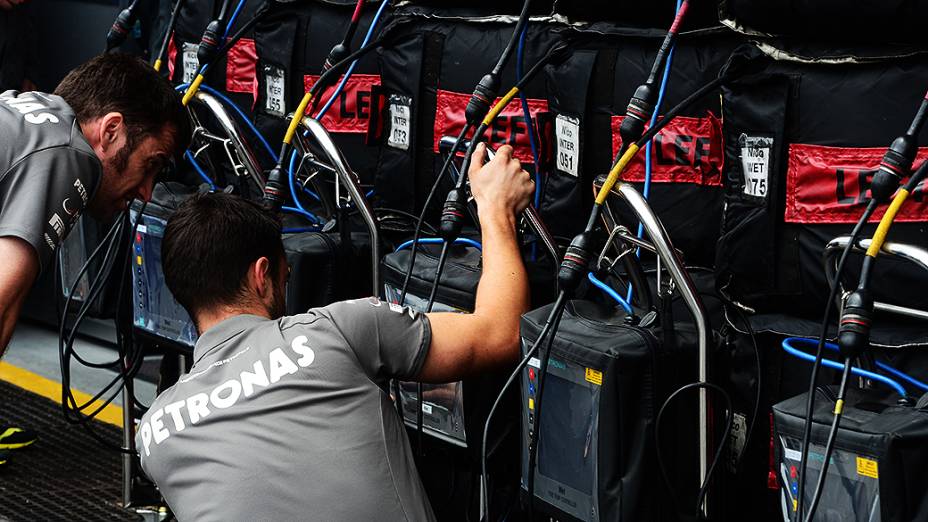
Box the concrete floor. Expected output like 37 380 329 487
3 321 158 410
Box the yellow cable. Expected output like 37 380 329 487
482 87 520 126
181 74 205 106
153 58 162 72
866 188 909 257
834 399 844 415
595 143 641 205
283 92 314 146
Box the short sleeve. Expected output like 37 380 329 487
0 146 100 273
320 297 432 382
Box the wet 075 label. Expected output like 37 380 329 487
740 134 773 198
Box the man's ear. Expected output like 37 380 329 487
251 256 273 299
98 112 126 153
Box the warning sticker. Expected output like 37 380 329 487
856 456 879 479
739 134 773 198
585 368 603 386
555 114 581 177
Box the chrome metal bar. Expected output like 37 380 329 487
301 117 380 295
608 182 711 513
824 236 928 321
522 205 560 262
190 91 265 190
121 357 134 507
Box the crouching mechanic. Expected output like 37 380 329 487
137 143 534 521
0 53 188 464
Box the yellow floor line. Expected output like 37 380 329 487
0 361 123 428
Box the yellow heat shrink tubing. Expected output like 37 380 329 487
181 74 205 106
866 188 910 258
153 58 163 73
595 143 641 205
483 87 521 126
283 92 314 146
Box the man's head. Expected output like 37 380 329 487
55 53 191 218
162 193 288 332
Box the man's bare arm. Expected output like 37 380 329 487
0 237 38 355
418 144 534 383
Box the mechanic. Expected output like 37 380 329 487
138 143 534 521
0 53 189 464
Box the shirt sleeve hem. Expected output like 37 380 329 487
0 226 46 273
406 315 432 380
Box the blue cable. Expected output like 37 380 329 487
223 0 247 39
282 206 323 223
781 338 907 397
627 0 681 304
395 237 483 253
316 0 390 120
516 25 541 206
185 150 216 189
875 360 928 392
282 227 321 234
587 272 633 315
286 0 389 215
517 22 542 262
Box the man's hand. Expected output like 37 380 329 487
468 143 535 221
0 0 28 11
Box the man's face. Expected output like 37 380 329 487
88 124 176 219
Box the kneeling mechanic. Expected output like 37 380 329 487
138 143 535 521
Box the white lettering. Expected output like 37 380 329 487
73 179 88 204
24 113 59 125
186 393 211 424
151 409 169 445
240 360 270 397
163 401 187 432
268 348 299 383
139 422 152 456
43 233 56 250
210 379 242 409
290 336 315 367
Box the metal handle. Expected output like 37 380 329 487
604 182 712 513
300 116 381 296
824 236 928 321
438 135 560 262
188 90 265 191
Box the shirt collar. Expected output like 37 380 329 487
193 314 270 364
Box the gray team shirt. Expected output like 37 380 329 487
137 298 437 522
0 90 101 272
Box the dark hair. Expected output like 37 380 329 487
162 193 285 319
54 53 191 158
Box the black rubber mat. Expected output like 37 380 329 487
0 378 142 522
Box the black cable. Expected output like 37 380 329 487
655 381 733 520
802 359 853 522
415 241 450 455
491 0 533 78
154 0 186 70
700 290 762 473
479 291 567 522
793 199 877 521
398 125 471 305
525 297 568 520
